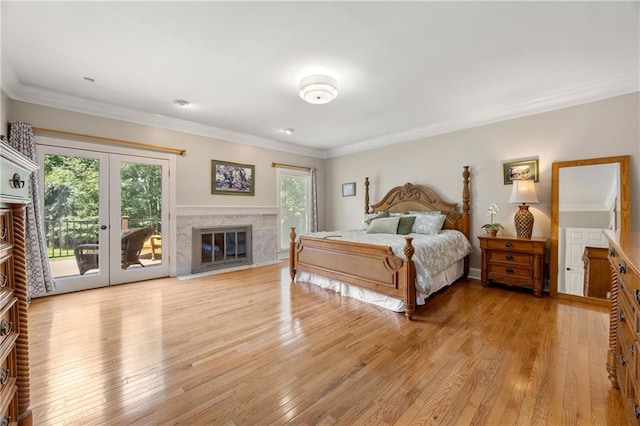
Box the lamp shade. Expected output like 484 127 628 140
508 179 539 204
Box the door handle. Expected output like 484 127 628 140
100 225 107 230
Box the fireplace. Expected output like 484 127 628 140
192 225 252 273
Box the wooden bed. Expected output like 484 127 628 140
289 166 471 320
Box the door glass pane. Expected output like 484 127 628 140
279 174 309 248
120 162 162 270
44 154 100 278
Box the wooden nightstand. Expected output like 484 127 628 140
478 235 548 297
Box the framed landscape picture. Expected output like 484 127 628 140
503 159 539 184
211 160 255 195
342 182 356 197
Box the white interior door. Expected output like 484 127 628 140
563 227 608 296
38 145 169 294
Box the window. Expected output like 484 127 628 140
277 169 310 250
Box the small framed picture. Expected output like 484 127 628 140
211 160 255 195
503 159 539 184
342 182 356 197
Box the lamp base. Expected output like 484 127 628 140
514 204 534 239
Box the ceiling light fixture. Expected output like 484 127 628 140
174 99 190 107
299 75 338 105
283 128 295 135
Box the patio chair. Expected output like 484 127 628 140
73 226 155 275
121 227 155 269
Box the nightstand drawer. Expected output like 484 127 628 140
0 255 12 292
0 211 10 247
489 264 531 279
488 250 532 265
485 238 533 252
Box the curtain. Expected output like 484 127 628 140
8 121 55 299
309 167 318 232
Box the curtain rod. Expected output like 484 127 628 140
32 127 187 156
271 162 311 171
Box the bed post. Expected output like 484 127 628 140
364 177 370 214
289 227 297 281
462 166 471 277
403 237 416 320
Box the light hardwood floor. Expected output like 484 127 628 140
28 263 628 425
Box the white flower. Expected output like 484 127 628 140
487 203 499 216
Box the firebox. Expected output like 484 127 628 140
192 225 252 273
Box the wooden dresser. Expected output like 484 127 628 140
582 246 611 299
478 235 547 297
0 141 37 425
605 230 640 423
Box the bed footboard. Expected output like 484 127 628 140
289 228 417 319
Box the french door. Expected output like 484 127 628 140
38 144 170 294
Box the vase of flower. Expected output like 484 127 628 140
482 203 503 237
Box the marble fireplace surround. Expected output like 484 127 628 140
176 206 278 276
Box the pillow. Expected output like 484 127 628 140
366 216 400 234
412 214 446 235
364 210 390 225
397 216 416 235
408 210 443 215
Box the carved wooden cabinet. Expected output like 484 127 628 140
478 235 547 297
605 230 640 423
0 141 37 425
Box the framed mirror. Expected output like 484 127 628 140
550 155 630 306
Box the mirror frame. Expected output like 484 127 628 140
550 155 631 306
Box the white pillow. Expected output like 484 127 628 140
412 214 446 235
366 217 400 234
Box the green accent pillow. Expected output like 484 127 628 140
366 217 400 234
364 210 390 225
397 216 416 235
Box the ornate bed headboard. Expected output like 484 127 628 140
364 166 471 241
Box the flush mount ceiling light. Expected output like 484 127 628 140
299 75 338 105
173 99 190 107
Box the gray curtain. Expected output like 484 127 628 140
310 167 318 232
8 121 55 299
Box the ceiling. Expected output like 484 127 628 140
559 164 619 211
2 2 638 159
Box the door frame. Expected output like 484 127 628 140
36 135 178 280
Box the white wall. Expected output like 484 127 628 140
0 91 8 138
324 93 640 271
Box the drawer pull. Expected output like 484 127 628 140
636 404 640 420
9 173 24 189
505 242 513 248
619 312 626 323
609 248 616 257
636 289 640 305
619 261 627 274
0 319 13 337
0 275 5 287
506 268 514 274
621 355 627 366
0 368 9 386
505 255 514 261
631 345 635 356
0 228 5 240
0 416 9 426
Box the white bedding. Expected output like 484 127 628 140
295 229 472 312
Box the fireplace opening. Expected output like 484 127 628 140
192 225 252 273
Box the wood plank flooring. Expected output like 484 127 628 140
28 264 628 425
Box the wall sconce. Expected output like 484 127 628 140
508 179 539 239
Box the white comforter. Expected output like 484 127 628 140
299 229 472 296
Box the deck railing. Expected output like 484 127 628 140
45 217 161 259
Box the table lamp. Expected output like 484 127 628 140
508 179 539 239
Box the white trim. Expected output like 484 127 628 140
4 70 637 159
467 267 481 282
0 141 38 172
177 205 278 216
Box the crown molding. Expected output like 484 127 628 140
326 75 640 158
3 65 637 160
2 69 327 159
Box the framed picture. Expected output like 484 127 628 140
211 160 255 195
503 159 539 184
342 182 356 197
